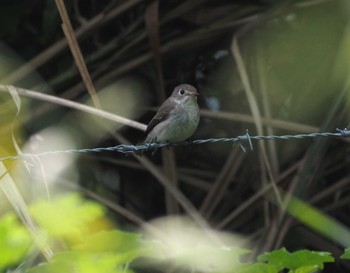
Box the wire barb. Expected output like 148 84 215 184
236 129 253 152
336 128 350 137
1 128 349 161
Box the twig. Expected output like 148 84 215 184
55 0 101 108
0 85 146 131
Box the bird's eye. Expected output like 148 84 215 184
179 89 185 95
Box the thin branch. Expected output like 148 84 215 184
55 0 101 108
0 85 146 131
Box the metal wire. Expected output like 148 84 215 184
1 128 349 161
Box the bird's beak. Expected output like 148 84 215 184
189 91 199 97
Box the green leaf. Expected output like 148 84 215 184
73 230 142 264
27 251 134 273
74 230 141 252
30 194 105 238
258 248 334 271
294 265 318 273
236 263 280 273
285 194 350 246
0 213 32 270
340 247 350 260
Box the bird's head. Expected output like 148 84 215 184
171 84 199 104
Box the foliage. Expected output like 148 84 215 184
30 194 105 240
258 248 334 272
27 251 134 273
340 247 350 260
0 194 347 273
0 214 32 271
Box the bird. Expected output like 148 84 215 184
140 84 200 146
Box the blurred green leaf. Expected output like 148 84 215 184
74 230 142 264
340 247 350 260
27 251 134 273
0 213 32 270
294 265 319 273
286 194 350 247
30 194 105 238
236 263 279 273
258 248 333 271
74 230 141 253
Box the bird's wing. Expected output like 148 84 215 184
144 100 175 136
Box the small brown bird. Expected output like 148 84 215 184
141 84 200 144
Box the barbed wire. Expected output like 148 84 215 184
1 128 349 161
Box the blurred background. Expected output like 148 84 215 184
1 0 350 271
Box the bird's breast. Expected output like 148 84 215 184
144 94 200 144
